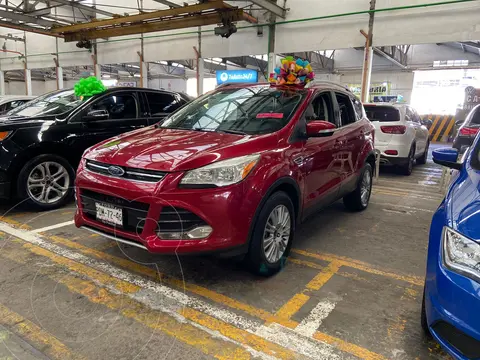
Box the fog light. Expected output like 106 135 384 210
157 226 213 240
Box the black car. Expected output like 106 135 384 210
453 104 480 153
0 87 192 210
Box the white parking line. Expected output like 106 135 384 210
295 299 338 337
0 222 341 359
31 221 75 233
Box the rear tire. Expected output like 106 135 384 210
17 154 75 211
400 145 415 176
417 141 429 165
343 163 373 211
246 191 295 277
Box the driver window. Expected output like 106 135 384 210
87 94 138 120
306 92 334 125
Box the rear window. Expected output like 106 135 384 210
364 105 400 122
466 105 480 126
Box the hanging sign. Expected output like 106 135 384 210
464 86 480 112
216 70 258 85
117 81 137 87
348 82 390 101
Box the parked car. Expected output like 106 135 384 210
0 95 35 115
423 145 480 359
74 82 376 275
364 103 430 175
0 87 192 210
453 104 480 153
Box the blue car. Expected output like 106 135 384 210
424 144 480 359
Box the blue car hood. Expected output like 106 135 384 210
450 167 480 242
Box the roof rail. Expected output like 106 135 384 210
305 80 351 92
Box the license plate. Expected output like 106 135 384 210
95 202 123 226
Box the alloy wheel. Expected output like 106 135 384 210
27 161 70 204
262 205 291 264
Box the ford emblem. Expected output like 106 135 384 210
108 165 125 177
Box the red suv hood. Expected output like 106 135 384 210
85 127 273 172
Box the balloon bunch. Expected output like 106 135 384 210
269 56 315 86
74 76 107 99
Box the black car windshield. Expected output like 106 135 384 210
7 89 82 117
160 85 306 135
364 105 401 122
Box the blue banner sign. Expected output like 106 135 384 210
216 70 258 85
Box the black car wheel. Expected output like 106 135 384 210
246 191 295 276
17 154 75 211
417 141 429 165
400 145 415 176
343 163 373 211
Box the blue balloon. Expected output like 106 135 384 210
274 67 281 74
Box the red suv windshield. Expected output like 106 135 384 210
160 85 307 135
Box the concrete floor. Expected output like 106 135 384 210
0 146 452 360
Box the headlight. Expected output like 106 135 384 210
443 227 480 283
180 154 260 187
0 131 12 142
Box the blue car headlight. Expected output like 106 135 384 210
443 227 480 283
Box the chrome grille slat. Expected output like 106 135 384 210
86 160 166 183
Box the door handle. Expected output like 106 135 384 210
293 156 304 166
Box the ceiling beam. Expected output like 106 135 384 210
0 34 25 42
249 0 286 18
36 0 116 17
152 0 181 8
373 47 407 69
0 9 59 26
0 20 62 37
62 10 244 41
51 1 230 33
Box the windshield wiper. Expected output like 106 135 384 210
216 129 247 135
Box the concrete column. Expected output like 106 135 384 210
197 58 204 96
24 69 32 96
94 64 101 80
56 67 64 89
140 61 148 88
0 71 5 96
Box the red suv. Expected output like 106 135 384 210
74 82 375 275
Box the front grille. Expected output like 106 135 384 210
158 206 207 233
79 189 149 233
86 160 167 183
432 321 480 359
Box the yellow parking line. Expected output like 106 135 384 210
4 232 387 360
181 308 298 359
275 293 310 321
314 332 387 360
0 302 85 360
0 216 30 229
293 249 424 286
306 261 342 291
43 234 297 327
0 244 254 359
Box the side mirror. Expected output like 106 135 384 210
84 109 109 121
306 120 336 137
432 147 461 170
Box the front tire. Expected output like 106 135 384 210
246 191 295 276
343 163 373 211
17 154 75 211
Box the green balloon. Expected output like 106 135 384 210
74 76 106 98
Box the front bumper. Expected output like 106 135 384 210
74 164 262 255
425 211 480 359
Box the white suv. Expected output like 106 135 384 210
364 103 430 175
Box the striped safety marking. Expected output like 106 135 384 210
421 114 456 142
